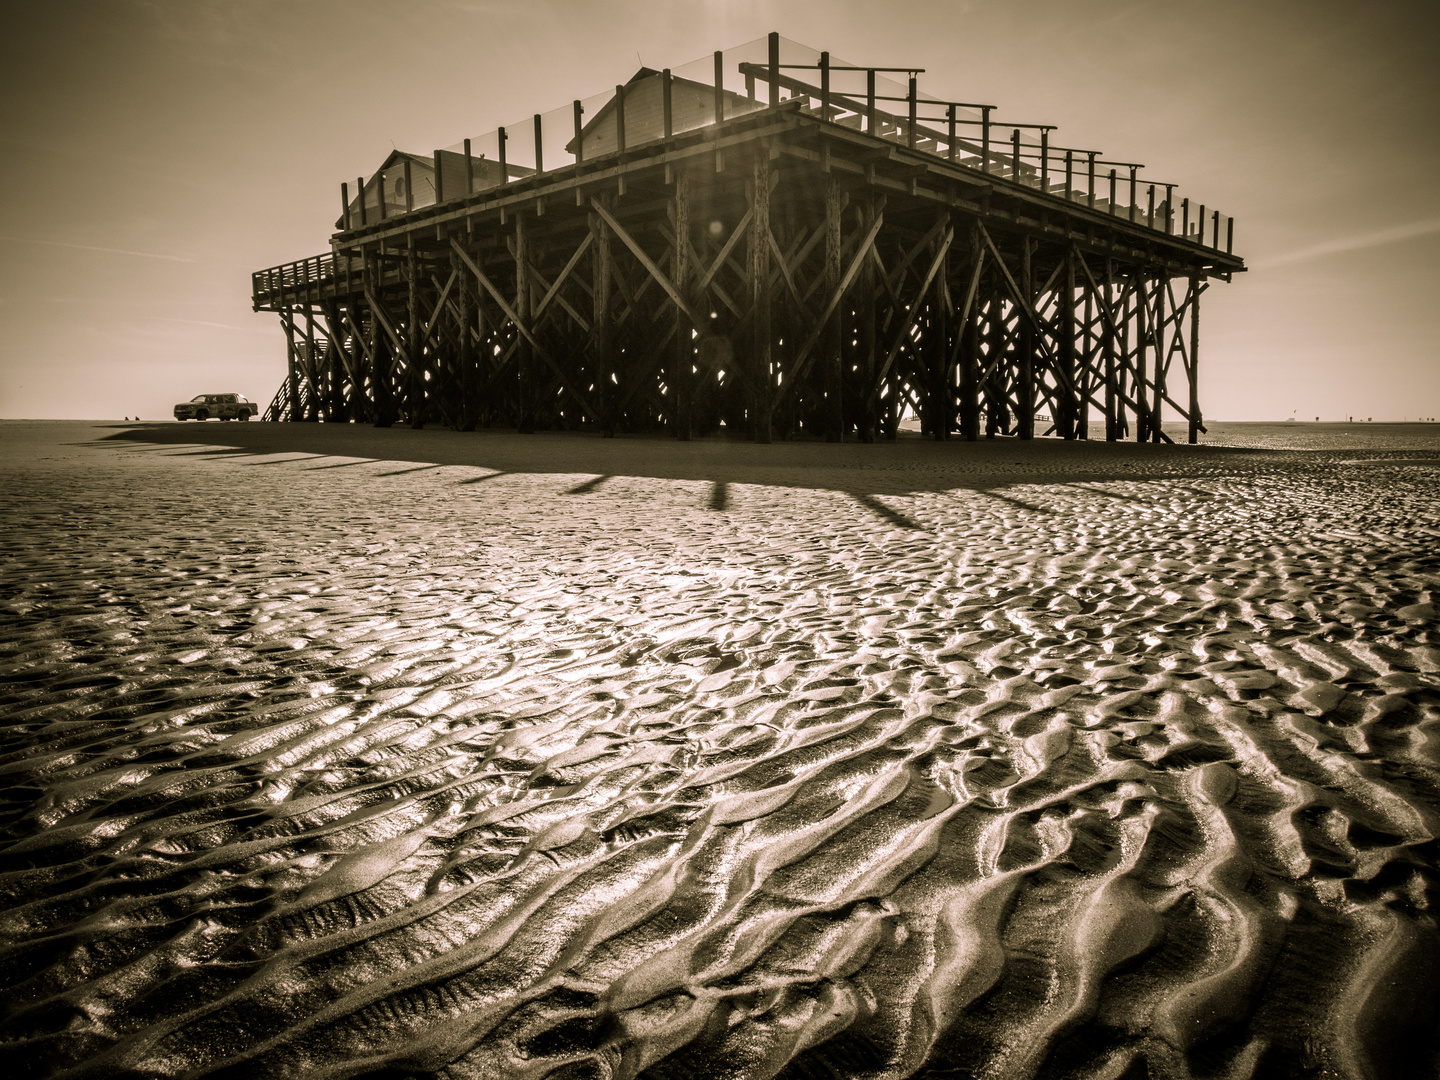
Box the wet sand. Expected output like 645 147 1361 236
2 420 1438 1079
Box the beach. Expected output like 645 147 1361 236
2 419 1437 1079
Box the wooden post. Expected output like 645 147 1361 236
908 75 918 149
825 178 844 441
283 309 300 421
1064 150 1073 201
768 31 779 107
1061 247 1076 438
498 126 507 180
672 171 691 440
379 172 387 220
981 105 992 172
932 223 950 439
662 69 673 137
615 85 626 158
1011 129 1020 178
592 207 614 435
515 212 532 433
1197 204 1205 245
1152 268 1167 442
1087 152 1096 208
714 51 724 123
457 251 474 429
464 139 473 194
959 227 981 441
1147 185 1156 229
947 103 956 161
534 113 543 173
304 310 320 422
407 243 423 427
573 102 584 164
1129 167 1137 223
1227 217 1234 254
1188 275 1201 444
341 183 350 231
1213 209 1221 250
867 70 877 135
986 282 1004 437
1164 184 1175 234
1182 197 1190 239
1103 258 1117 440
751 145 772 443
1040 130 1049 190
357 177 367 226
820 52 831 122
1018 237 1035 439
1080 261 1093 438
1134 269 1149 442
403 158 413 213
1109 169 1116 216
860 199 878 442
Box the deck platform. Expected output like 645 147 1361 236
252 34 1244 443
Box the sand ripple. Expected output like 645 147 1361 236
2 424 1438 1079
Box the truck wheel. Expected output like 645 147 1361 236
237 412 250 421
194 410 208 421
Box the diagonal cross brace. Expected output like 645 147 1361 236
590 199 703 326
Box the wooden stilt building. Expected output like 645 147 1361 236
252 34 1243 443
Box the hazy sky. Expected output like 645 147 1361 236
2 0 1436 422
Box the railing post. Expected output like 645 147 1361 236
1109 169 1116 215
767 31 779 107
1087 152 1096 208
379 171 387 220
1213 209 1221 250
1147 184 1156 228
341 182 350 231
464 139 473 194
867 70 876 134
662 69 672 137
1197 203 1204 244
615 85 626 158
1011 129 1020 178
1164 184 1175 234
534 114 544 173
981 105 992 173
1064 149 1073 201
714 51 725 123
1040 129 1049 190
403 158 413 213
946 103 955 161
358 176 367 226
1182 197 1190 239
1227 217 1234 254
433 150 443 203
498 126 507 180
1129 167 1138 223
573 102 584 164
820 52 830 122
908 74 917 149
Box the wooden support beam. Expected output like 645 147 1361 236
672 171 692 440
869 219 953 403
750 144 773 442
824 178 844 441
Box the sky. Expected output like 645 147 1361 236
1 0 1436 423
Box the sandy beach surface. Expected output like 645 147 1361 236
2 420 1438 1080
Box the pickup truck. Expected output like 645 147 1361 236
174 393 257 421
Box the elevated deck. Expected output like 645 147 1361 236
254 34 1243 443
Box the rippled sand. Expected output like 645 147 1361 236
2 421 1438 1080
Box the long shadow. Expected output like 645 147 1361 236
566 475 611 495
94 424 1286 508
